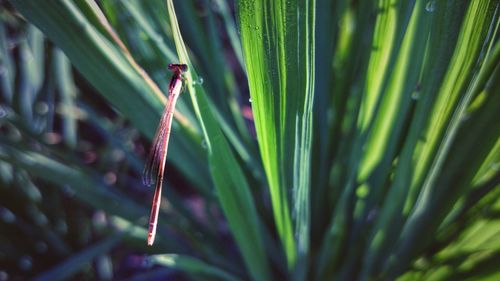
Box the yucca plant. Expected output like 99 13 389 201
0 0 499 280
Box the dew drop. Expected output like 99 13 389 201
197 77 204 85
425 1 436 12
201 139 208 149
248 98 252 103
192 76 204 86
411 91 421 100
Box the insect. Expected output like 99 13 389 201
143 63 188 246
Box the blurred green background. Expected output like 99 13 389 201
0 0 499 280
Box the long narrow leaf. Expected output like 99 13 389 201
32 235 123 281
150 254 242 281
236 0 316 270
166 1 271 280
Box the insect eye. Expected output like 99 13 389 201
167 64 188 72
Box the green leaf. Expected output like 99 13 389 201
236 0 316 269
53 49 78 148
356 2 432 278
0 21 14 102
9 0 212 192
0 142 186 252
150 254 242 281
386 9 500 279
32 235 123 281
166 1 271 280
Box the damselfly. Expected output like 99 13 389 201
143 63 187 246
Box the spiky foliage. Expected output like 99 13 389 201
0 0 499 280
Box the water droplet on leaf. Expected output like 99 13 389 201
192 76 204 86
425 1 436 12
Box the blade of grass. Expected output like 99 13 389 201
356 3 432 278
26 25 45 99
213 0 245 71
237 0 316 270
53 49 77 148
359 1 490 278
114 0 262 182
167 1 271 280
357 0 398 133
120 0 177 62
386 41 500 280
0 21 14 103
314 1 380 278
310 0 347 246
410 0 498 197
0 142 187 252
202 1 253 146
10 0 210 189
32 234 123 281
9 0 180 135
356 0 421 203
150 254 242 281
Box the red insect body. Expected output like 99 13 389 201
143 64 187 246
